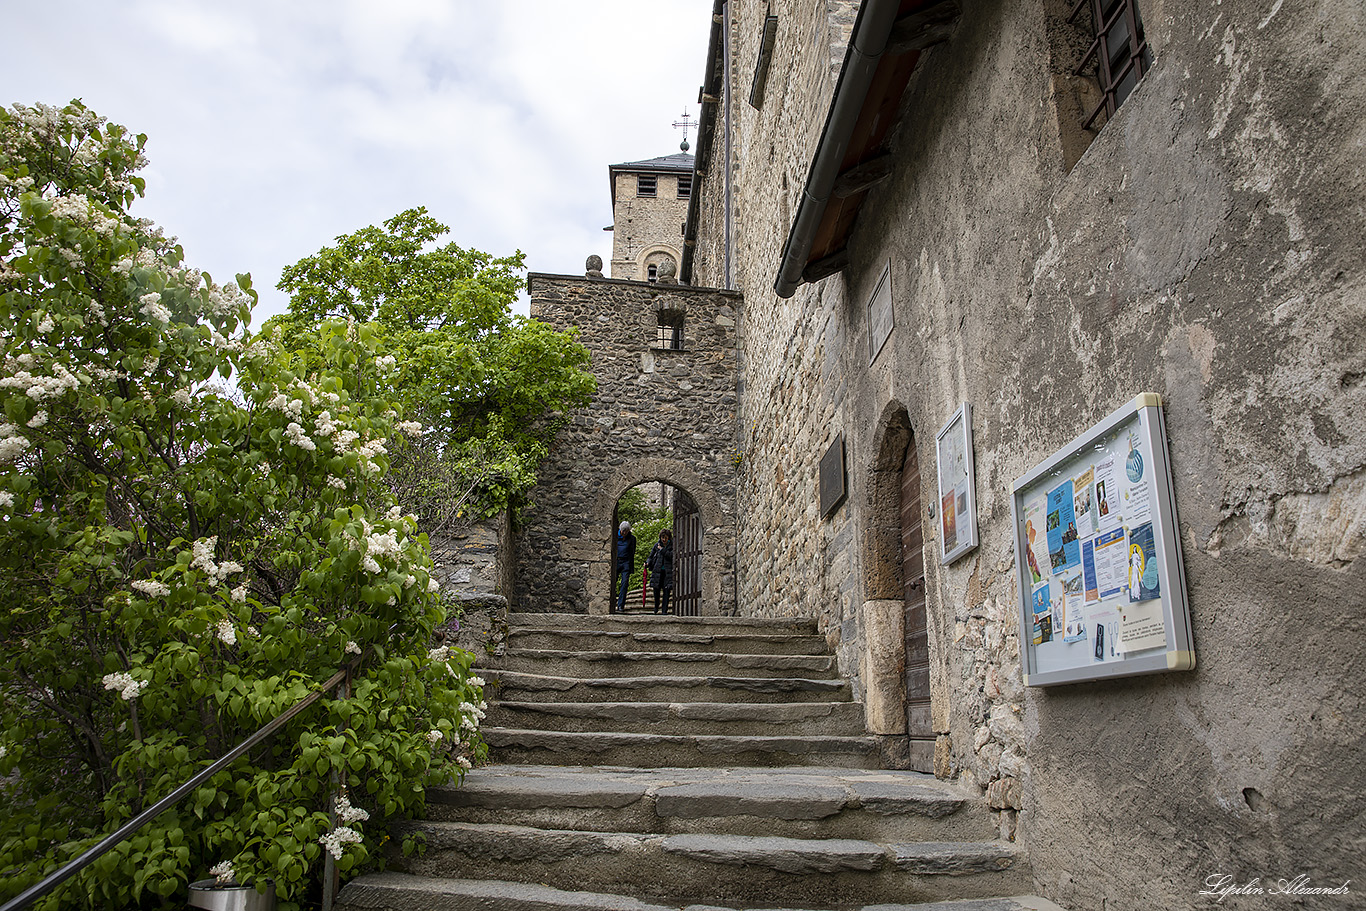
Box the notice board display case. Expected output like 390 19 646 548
1010 394 1195 687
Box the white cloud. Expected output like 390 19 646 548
4 1 711 320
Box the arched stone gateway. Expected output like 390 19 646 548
594 460 727 616
515 273 740 616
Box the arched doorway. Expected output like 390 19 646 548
865 404 934 773
608 479 703 616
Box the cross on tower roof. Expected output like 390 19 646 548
672 110 695 152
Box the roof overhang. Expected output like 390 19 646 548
774 0 960 298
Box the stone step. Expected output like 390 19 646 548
485 701 868 736
387 822 1031 908
483 728 885 769
426 765 998 843
508 627 831 656
485 670 853 704
491 649 838 680
509 612 818 636
336 872 1068 911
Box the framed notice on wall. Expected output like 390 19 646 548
935 403 978 564
1010 394 1194 687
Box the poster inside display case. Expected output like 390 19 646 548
1010 394 1195 687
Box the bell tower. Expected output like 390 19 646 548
607 151 694 282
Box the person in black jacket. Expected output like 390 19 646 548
646 529 674 615
612 521 636 613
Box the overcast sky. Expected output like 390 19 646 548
5 1 713 321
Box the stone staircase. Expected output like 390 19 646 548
336 612 1062 911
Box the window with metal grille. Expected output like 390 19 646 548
677 175 692 199
655 317 684 350
637 174 657 197
1070 0 1151 130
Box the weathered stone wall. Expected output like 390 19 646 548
692 0 867 694
428 513 512 598
698 0 1366 908
611 171 689 281
517 273 741 615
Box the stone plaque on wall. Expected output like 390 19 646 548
819 433 847 518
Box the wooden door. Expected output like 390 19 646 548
672 493 702 616
901 440 934 772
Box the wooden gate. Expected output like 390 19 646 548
901 439 934 773
672 492 702 616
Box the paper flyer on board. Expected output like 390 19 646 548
1093 456 1121 533
1031 583 1052 645
1123 428 1152 524
1062 569 1086 641
1118 598 1166 653
1024 495 1049 585
1073 467 1098 536
1081 539 1099 603
941 489 958 552
1127 521 1161 602
1046 480 1081 572
1084 603 1120 663
1093 526 1127 599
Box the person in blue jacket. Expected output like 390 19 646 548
612 521 637 613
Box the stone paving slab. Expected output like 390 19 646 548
336 872 677 911
486 700 867 737
484 670 852 704
888 842 1022 875
508 628 832 656
495 649 837 679
336 872 1069 911
394 822 1033 906
482 728 884 769
663 833 886 873
507 613 819 633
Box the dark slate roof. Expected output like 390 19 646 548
610 152 695 173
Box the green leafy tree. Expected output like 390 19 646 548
267 208 596 524
0 101 485 910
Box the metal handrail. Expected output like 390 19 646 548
0 659 360 911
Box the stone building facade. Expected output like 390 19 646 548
679 1 1365 910
608 153 693 281
515 272 741 615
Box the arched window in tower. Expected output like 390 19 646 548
647 264 658 283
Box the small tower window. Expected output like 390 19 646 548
637 174 657 197
647 264 658 283
677 175 692 199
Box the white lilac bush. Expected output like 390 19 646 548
0 101 486 910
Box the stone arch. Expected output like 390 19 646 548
636 244 681 282
590 456 726 616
